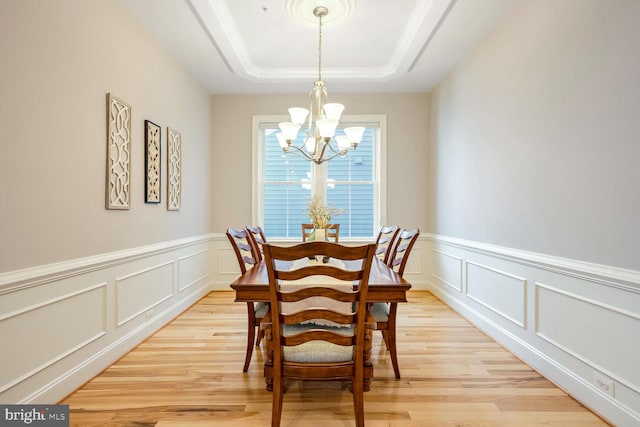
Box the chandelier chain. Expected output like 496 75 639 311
318 13 323 82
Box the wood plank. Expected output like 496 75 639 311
61 290 610 426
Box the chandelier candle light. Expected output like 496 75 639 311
277 5 365 164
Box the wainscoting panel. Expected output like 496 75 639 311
466 261 526 328
7 232 635 425
178 249 209 293
0 235 214 404
217 246 241 276
430 249 463 292
116 262 174 327
402 246 424 276
425 234 640 427
536 283 640 394
0 284 106 395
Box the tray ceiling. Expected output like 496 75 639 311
122 0 518 93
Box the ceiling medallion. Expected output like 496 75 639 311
286 0 356 28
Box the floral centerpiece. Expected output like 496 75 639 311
304 195 345 229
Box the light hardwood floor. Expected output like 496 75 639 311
61 291 610 426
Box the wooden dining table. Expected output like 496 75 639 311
230 256 411 303
230 255 411 391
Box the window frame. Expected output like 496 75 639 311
252 114 387 240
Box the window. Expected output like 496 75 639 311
253 115 386 240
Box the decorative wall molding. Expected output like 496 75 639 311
115 261 174 327
430 249 462 292
4 231 638 426
0 283 107 395
425 233 640 293
535 282 640 395
0 234 214 294
0 236 214 404
466 260 527 328
426 233 640 427
178 249 210 293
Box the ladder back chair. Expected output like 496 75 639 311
301 223 340 243
262 241 377 427
371 228 420 379
246 225 267 262
225 227 268 372
374 225 400 264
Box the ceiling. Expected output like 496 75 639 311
122 0 518 94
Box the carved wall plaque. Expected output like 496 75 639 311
106 93 131 210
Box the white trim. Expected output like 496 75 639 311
0 234 214 294
427 233 640 426
430 249 462 292
535 282 640 394
177 249 210 293
0 283 107 395
465 260 527 328
425 233 640 292
115 260 175 328
18 281 210 404
1 237 214 404
429 281 639 427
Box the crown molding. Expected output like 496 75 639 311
188 0 455 82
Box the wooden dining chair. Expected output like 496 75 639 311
370 228 420 379
301 223 340 242
374 225 400 264
326 223 340 242
301 223 315 242
261 241 377 427
246 225 267 261
225 227 268 372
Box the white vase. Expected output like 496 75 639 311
314 228 326 241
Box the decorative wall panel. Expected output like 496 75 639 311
427 234 640 426
115 262 174 327
536 283 640 394
167 128 182 210
431 249 462 292
0 236 211 404
144 120 161 203
106 93 131 209
177 250 209 292
466 261 526 328
0 284 106 394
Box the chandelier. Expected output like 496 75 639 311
276 5 364 165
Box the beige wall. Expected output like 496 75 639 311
429 0 640 270
210 93 430 234
0 0 213 273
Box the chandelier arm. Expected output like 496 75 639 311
314 149 348 164
324 139 343 154
283 144 315 162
